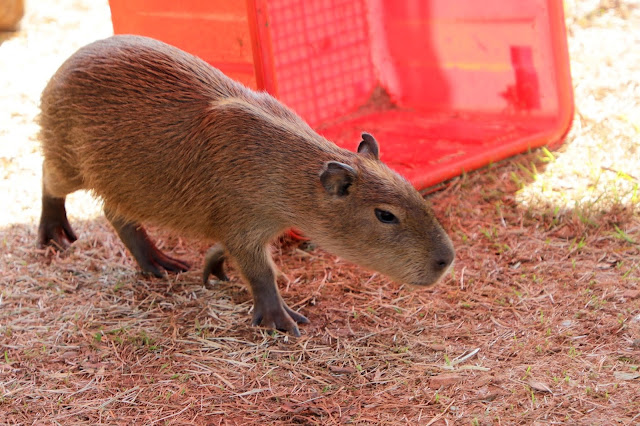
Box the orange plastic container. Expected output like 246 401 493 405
109 0 573 190
109 0 258 88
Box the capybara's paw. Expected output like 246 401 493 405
140 249 190 278
252 301 308 337
154 252 190 274
37 221 77 250
203 243 228 284
283 303 310 325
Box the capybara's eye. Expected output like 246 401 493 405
375 208 399 224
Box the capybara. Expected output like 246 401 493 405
38 35 454 336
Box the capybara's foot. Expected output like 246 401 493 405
37 195 77 249
140 247 190 278
252 299 309 337
105 208 189 278
203 243 228 284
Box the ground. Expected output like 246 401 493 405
1 0 639 424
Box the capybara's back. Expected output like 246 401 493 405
39 35 318 237
38 35 454 336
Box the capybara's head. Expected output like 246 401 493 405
309 133 454 286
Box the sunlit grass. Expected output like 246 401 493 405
517 0 640 214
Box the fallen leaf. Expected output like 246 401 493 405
372 368 384 382
428 344 447 351
60 351 79 360
622 290 640 299
429 373 464 388
613 371 640 381
527 380 553 393
473 374 493 388
329 365 356 374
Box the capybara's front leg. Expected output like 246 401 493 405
104 208 190 277
232 245 308 336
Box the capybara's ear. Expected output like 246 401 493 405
320 161 357 197
357 132 379 160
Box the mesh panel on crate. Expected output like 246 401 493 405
267 0 376 127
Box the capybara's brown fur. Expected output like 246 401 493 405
38 35 454 336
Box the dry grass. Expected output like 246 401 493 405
1 0 640 424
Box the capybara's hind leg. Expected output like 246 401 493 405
104 208 190 277
37 162 80 249
38 195 77 249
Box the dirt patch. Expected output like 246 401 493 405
1 0 639 424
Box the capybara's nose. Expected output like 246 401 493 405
433 246 454 272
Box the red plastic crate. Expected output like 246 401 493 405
109 0 258 88
109 0 573 190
